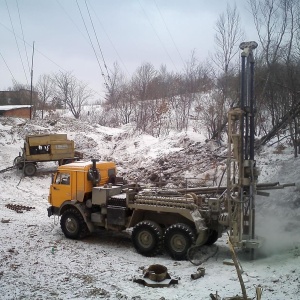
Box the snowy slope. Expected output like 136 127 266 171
0 116 299 300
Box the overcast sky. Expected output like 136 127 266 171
0 0 256 100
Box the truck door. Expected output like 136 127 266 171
50 172 72 207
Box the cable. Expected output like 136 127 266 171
55 0 89 44
5 0 28 85
187 244 219 266
153 0 185 68
76 0 109 88
16 0 30 74
0 21 67 71
84 0 111 84
137 0 178 72
0 52 17 83
87 0 130 77
54 0 105 97
0 21 103 97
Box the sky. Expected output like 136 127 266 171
0 0 256 100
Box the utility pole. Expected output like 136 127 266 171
30 41 35 120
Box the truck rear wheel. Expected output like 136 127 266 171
60 208 89 239
132 220 163 257
164 223 196 260
24 163 36 176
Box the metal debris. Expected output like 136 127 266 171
5 204 35 213
1 218 11 223
134 264 178 287
209 293 221 300
191 267 205 280
144 264 168 282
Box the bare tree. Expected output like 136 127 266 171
248 0 289 128
130 62 157 131
53 71 93 119
36 74 53 119
249 0 288 67
105 62 125 105
213 3 243 74
67 80 93 119
194 92 221 139
249 0 300 156
209 3 243 141
132 62 157 101
53 71 74 109
118 83 135 125
102 62 137 126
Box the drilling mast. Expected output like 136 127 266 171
226 41 263 256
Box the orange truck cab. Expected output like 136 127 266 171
47 159 117 217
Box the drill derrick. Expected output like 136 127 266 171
226 41 263 255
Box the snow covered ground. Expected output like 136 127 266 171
0 116 299 300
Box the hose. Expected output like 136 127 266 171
187 244 219 266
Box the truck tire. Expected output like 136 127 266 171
60 208 89 239
164 223 196 260
205 230 218 245
24 163 37 176
132 220 163 257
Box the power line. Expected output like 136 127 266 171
137 0 178 72
16 0 30 74
153 0 185 68
53 0 105 97
76 0 109 88
87 0 130 77
56 0 89 44
5 0 28 85
0 21 67 71
0 51 17 83
84 0 111 84
0 21 103 97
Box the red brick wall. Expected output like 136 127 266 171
3 108 31 119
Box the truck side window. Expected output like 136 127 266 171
30 146 39 155
38 144 50 154
55 173 70 185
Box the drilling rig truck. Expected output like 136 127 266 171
47 42 293 260
47 159 225 260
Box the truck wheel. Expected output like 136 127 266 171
24 163 37 176
164 223 196 260
132 220 163 257
60 208 89 239
205 230 219 245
